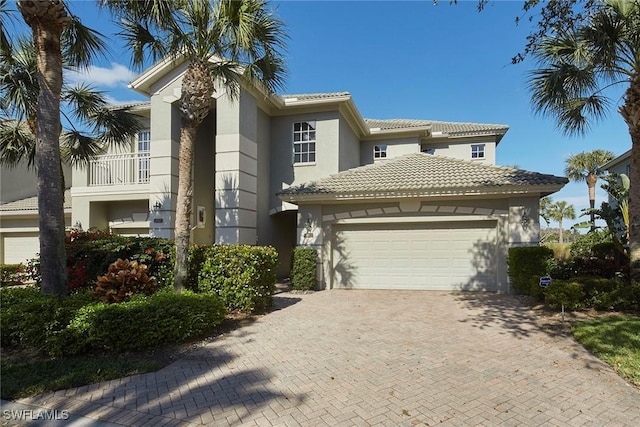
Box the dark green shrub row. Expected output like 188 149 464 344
196 245 278 313
291 247 317 291
544 278 640 311
0 287 226 356
0 264 26 287
507 246 554 294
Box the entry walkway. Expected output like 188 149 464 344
9 291 640 426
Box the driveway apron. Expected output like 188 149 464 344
13 291 640 426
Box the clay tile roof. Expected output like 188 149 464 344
364 118 509 135
0 189 71 211
279 153 567 198
281 92 351 100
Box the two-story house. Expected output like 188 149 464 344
1 56 567 291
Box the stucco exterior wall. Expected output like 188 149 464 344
269 111 340 212
191 112 216 245
338 113 361 171
360 137 419 165
421 136 497 165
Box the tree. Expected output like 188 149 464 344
547 200 576 244
103 0 287 291
528 0 640 280
564 150 614 232
540 196 553 227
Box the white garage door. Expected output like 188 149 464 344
332 221 497 291
2 234 40 264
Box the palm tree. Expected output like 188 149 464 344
548 201 576 244
103 0 287 291
540 196 553 228
528 0 640 280
565 149 614 232
11 1 138 296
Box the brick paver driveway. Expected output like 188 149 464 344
16 291 640 426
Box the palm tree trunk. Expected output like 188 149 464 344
587 174 597 232
174 124 196 292
621 75 640 282
558 218 564 244
18 0 68 296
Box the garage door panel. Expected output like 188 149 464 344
2 234 39 264
333 221 497 291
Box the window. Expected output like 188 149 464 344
374 145 387 159
293 121 316 164
422 147 435 155
137 130 151 183
471 144 485 159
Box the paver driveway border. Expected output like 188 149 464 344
7 290 640 426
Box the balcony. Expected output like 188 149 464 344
88 153 150 186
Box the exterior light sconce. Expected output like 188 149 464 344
73 220 83 230
304 218 314 238
521 210 530 230
153 201 162 210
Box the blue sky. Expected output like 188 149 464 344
8 0 632 228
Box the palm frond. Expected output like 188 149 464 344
60 131 107 168
0 37 38 121
0 120 35 168
62 85 108 125
92 107 145 148
61 14 108 69
117 19 168 69
0 0 17 59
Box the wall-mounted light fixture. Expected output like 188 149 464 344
304 218 314 238
153 201 162 210
521 210 530 230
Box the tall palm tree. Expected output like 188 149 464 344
12 1 136 296
16 0 70 296
540 196 553 228
548 200 576 244
528 0 640 280
565 149 614 232
103 0 287 291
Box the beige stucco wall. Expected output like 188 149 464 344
360 137 420 165
421 135 497 165
269 111 341 212
191 112 216 245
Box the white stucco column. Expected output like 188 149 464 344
214 91 258 244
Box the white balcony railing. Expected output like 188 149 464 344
89 152 150 186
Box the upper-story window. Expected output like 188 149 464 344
137 130 151 183
374 145 387 159
293 121 316 164
422 147 436 155
471 144 485 159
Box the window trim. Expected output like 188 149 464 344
471 144 485 160
292 121 317 165
373 144 388 159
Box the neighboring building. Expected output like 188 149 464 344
601 149 631 206
0 57 568 291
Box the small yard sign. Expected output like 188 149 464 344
539 276 552 288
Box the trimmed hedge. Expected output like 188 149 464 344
0 287 226 356
198 245 278 313
0 264 26 287
508 246 554 294
291 247 317 291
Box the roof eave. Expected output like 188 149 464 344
278 183 567 204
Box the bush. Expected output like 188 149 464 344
0 287 226 356
198 245 278 313
0 264 26 287
570 230 611 258
508 246 554 295
291 247 317 291
547 258 576 280
544 280 585 311
94 259 157 303
544 243 571 260
0 287 96 351
64 231 174 291
55 291 226 355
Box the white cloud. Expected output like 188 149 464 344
66 63 136 88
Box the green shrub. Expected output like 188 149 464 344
0 287 226 356
54 291 226 355
544 280 585 311
198 245 278 313
291 247 317 291
185 245 209 290
0 287 96 351
547 258 576 280
0 264 26 287
508 246 554 295
544 243 571 260
569 230 611 258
